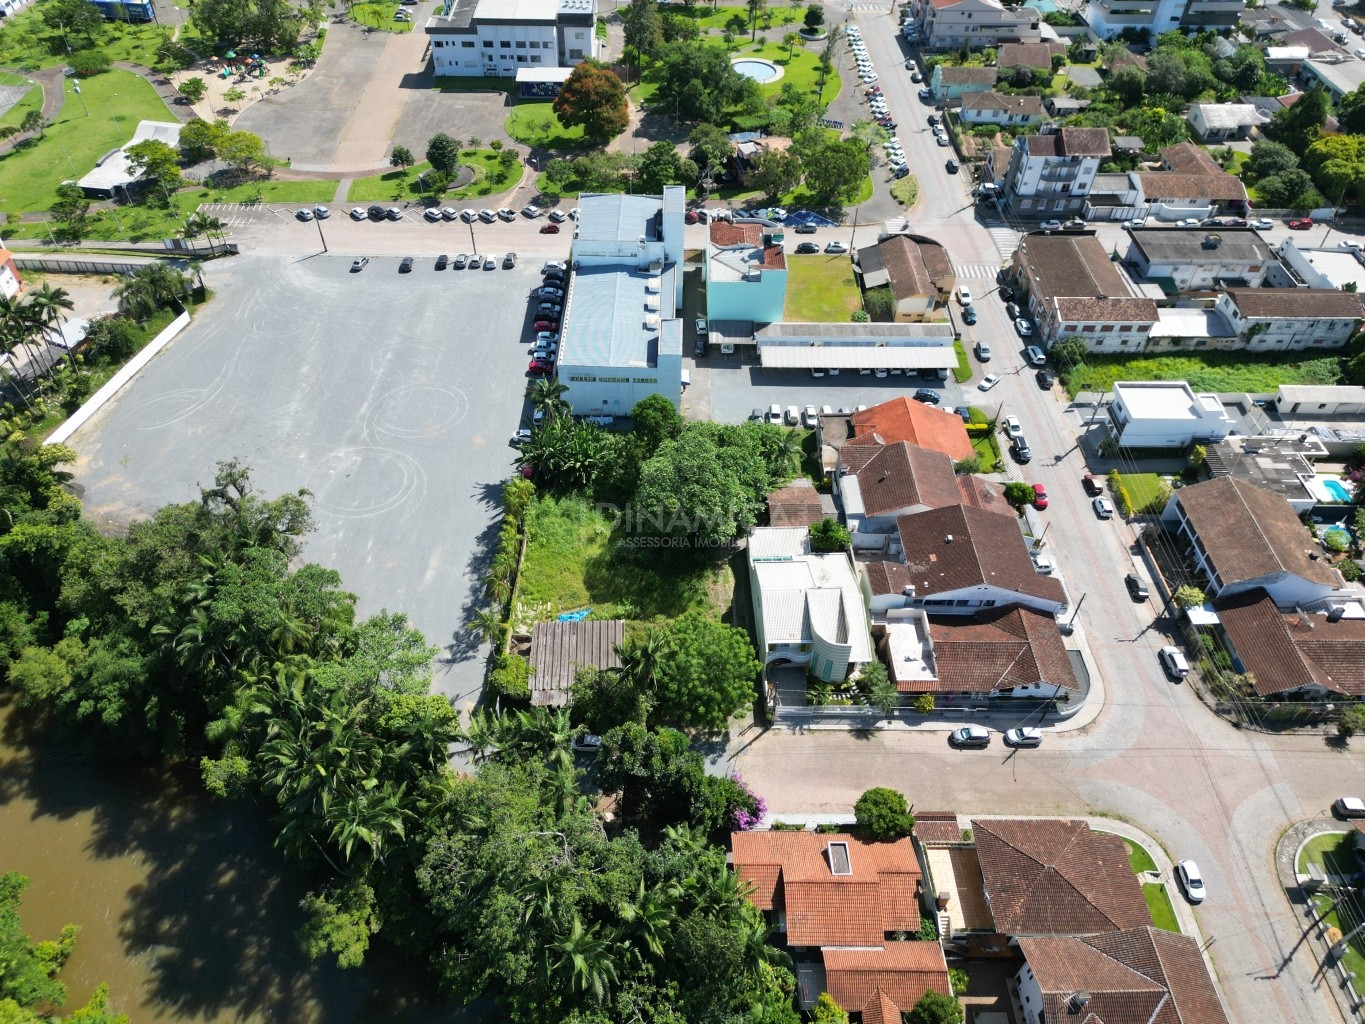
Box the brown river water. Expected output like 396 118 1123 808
0 698 461 1024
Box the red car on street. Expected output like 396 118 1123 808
534 320 558 332
1288 218 1313 230
1082 473 1102 496
528 359 553 374
1032 483 1049 510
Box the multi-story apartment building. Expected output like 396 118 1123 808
1084 0 1244 40
1002 127 1112 219
913 0 1042 50
425 0 597 78
1214 289 1365 350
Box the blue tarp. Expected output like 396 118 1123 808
558 609 592 621
784 210 839 227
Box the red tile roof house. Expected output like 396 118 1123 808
731 830 952 1019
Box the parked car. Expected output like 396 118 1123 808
1039 219 1062 231
1092 496 1115 519
794 223 817 234
1005 301 1020 320
483 256 496 269
935 134 949 147
1025 345 1046 366
349 207 367 221
766 404 784 425
1334 797 1365 819
975 340 991 361
423 208 442 222
695 318 708 337
1159 645 1190 681
434 254 448 270
1175 860 1206 904
548 209 568 223
540 223 561 234
441 207 457 220
572 733 603 753
949 725 991 749
1082 473 1103 496
521 204 542 218
1004 728 1043 748
468 254 483 269
1032 483 1048 509
503 252 517 269
1251 217 1274 230
962 305 976 325
295 208 313 221
918 87 932 100
534 320 558 332
784 405 800 425
478 209 497 222
460 208 478 222
802 405 818 428
497 207 518 221
978 373 1001 391
510 428 532 447
1015 318 1034 337
367 205 386 220
1288 218 1313 229
913 388 940 405
1125 572 1150 600
1035 369 1055 389
957 286 972 305
1011 437 1032 464
824 241 848 254
350 257 369 272
794 242 820 254
398 256 413 273
385 207 402 221
1176 217 1201 227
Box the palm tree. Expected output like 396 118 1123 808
783 31 801 60
0 295 43 383
25 283 76 374
470 606 503 642
526 378 571 422
113 262 191 322
552 916 619 1003
619 881 673 959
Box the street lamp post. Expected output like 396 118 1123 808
314 215 328 253
72 80 89 117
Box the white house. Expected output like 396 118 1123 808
959 91 1045 125
1108 381 1232 448
556 187 686 415
1084 0 1244 39
1186 102 1265 142
1274 384 1365 418
1163 476 1347 607
748 527 874 683
425 0 597 78
1124 227 1275 291
1214 288 1364 350
912 0 1041 50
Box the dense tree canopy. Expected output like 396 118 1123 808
191 0 304 54
554 61 630 144
1266 84 1330 154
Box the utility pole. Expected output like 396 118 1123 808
314 214 328 253
72 80 89 116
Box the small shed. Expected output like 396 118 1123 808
528 618 626 706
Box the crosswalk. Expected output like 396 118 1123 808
985 225 1022 260
846 1 892 9
951 262 1003 280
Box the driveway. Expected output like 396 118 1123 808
68 251 545 709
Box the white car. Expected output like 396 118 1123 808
1251 217 1274 230
572 733 603 753
1004 727 1043 748
1175 860 1205 903
874 367 889 378
521 204 542 218
978 373 1001 391
1039 219 1062 231
1004 415 1023 438
936 135 949 147
802 405 818 429
1015 318 1034 337
957 287 972 305
784 405 800 425
1092 496 1115 519
349 207 367 221
695 318 708 336
1176 217 1201 227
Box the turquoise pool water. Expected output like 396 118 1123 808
733 59 779 82
1324 478 1353 502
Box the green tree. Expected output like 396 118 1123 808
297 879 380 969
1338 83 1365 135
518 416 611 490
854 786 914 841
390 144 415 170
20 110 44 139
80 316 139 362
179 118 232 162
426 133 461 174
1172 584 1205 610
809 518 850 552
1304 134 1365 204
526 376 571 421
1051 336 1087 370
192 0 304 53
219 129 270 177
811 992 849 1024
907 990 964 1024
783 30 803 60
688 122 733 174
553 61 629 144
748 148 803 202
631 393 684 449
622 0 663 55
1338 703 1365 741
634 429 764 551
747 0 766 39
41 0 104 47
1108 64 1146 107
1125 105 1188 150
113 262 191 321
652 611 760 730
914 691 936 714
1243 139 1298 183
803 2 824 29
798 135 868 204
637 140 691 192
1254 168 1324 209
125 138 183 196
0 871 79 1012
655 39 756 123
50 183 92 240
69 48 111 76
178 76 208 104
1003 481 1036 510
1267 84 1330 154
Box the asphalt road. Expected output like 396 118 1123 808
717 10 1362 1024
68 251 545 709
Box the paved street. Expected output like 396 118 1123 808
68 252 544 709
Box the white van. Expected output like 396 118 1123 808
1159 646 1190 681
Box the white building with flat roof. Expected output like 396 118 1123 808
556 188 685 415
425 0 596 78
1109 381 1233 448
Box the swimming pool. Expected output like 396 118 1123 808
732 58 782 83
1324 478 1353 502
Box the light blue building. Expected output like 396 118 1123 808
557 187 686 415
703 221 788 326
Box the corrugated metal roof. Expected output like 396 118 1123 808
575 192 664 242
528 618 625 706
759 343 956 369
560 264 676 367
78 120 183 193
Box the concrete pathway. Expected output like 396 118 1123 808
0 66 64 156
330 26 432 171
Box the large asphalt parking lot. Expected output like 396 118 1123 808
70 251 543 706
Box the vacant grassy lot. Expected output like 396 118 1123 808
349 2 414 31
1066 351 1343 397
0 5 168 70
784 256 861 321
517 494 726 624
505 101 588 151
1117 472 1167 514
0 71 174 214
1298 832 1358 879
1143 883 1181 933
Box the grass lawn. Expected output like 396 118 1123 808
1120 836 1158 874
0 75 42 131
784 256 861 321
891 173 919 208
349 2 414 31
1298 832 1357 878
1143 883 1181 933
970 432 1001 473
505 102 589 151
952 339 971 383
1116 472 1166 514
517 494 726 624
1314 892 1365 980
0 8 168 71
0 71 174 215
1066 351 1343 397
346 151 520 203
741 40 841 106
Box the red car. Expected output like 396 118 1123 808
534 320 558 332
528 359 553 374
684 210 699 224
1032 483 1049 510
539 223 560 234
1288 218 1313 230
1082 473 1102 496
